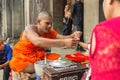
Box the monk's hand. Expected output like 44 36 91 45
71 31 82 39
64 38 78 48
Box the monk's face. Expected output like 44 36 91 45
38 16 52 33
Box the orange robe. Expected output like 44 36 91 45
10 29 57 72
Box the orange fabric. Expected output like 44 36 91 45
10 29 57 72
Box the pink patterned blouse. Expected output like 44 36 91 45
90 17 120 80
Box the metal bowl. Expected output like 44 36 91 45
48 59 73 68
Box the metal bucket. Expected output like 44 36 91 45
34 60 47 79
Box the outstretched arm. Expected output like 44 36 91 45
24 25 78 48
79 42 90 50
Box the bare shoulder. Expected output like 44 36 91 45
25 25 37 31
24 25 37 37
23 25 38 40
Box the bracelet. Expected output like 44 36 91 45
88 44 90 50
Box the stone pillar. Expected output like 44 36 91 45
84 0 99 42
1 0 7 39
0 0 2 35
24 0 30 26
2 0 25 39
50 0 53 16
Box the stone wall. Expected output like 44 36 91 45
84 0 99 42
84 0 105 42
52 0 66 34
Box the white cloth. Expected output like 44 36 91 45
86 68 91 80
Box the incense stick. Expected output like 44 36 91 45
44 53 47 64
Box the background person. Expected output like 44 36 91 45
63 4 73 35
0 38 12 80
9 11 81 79
71 0 84 51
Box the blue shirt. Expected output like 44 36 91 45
0 44 12 61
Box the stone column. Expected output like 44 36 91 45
50 0 53 16
84 0 99 42
24 0 30 26
1 0 7 39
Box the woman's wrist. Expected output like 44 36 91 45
79 42 90 50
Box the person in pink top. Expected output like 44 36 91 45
79 0 120 80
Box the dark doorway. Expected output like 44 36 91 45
99 0 105 22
